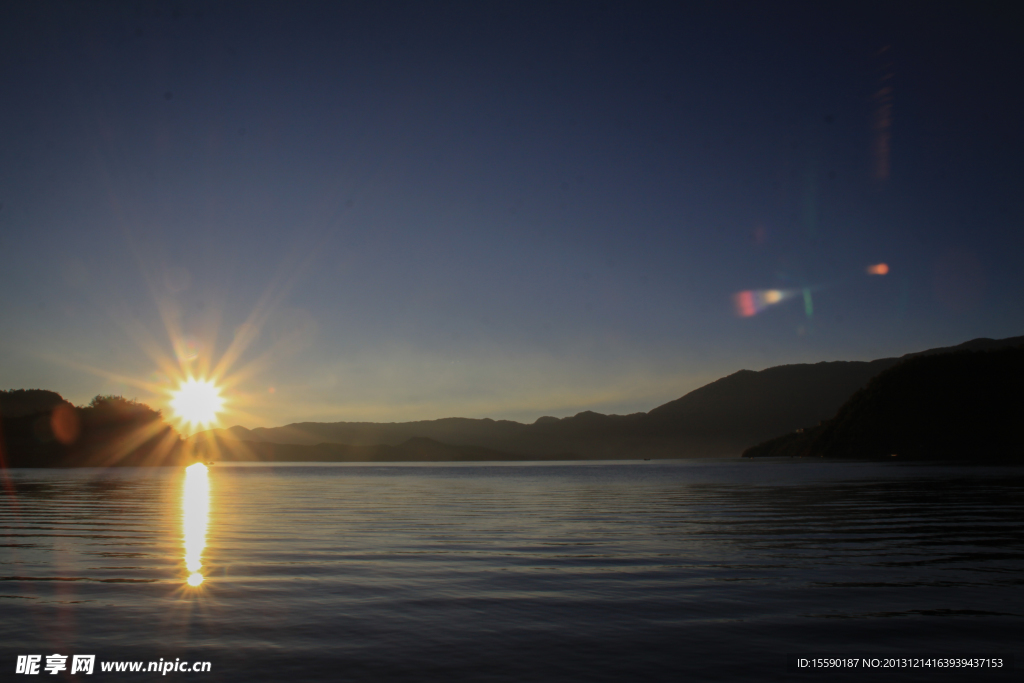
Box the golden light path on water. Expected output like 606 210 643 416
183 463 210 587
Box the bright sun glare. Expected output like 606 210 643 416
170 378 225 430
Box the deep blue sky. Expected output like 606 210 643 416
1 1 1022 427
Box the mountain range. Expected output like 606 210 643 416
743 344 1023 462
191 335 1024 461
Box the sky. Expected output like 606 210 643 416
1 1 1022 429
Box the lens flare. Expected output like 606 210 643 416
183 463 210 586
802 287 813 318
873 45 894 181
867 263 889 275
733 289 791 317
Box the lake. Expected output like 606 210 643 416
1 460 1021 681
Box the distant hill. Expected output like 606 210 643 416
195 335 1024 460
6 335 1020 466
199 366 897 458
744 346 1024 462
1 394 184 467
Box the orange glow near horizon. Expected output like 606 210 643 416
32 236 318 443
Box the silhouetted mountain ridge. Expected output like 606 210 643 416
196 335 1024 459
6 335 1020 465
743 346 1024 462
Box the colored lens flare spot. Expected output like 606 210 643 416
733 289 790 317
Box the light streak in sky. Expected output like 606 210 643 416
873 45 894 180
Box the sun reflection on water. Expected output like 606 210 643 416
183 462 210 587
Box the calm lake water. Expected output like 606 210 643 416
1 460 1021 681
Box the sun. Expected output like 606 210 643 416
170 378 225 430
